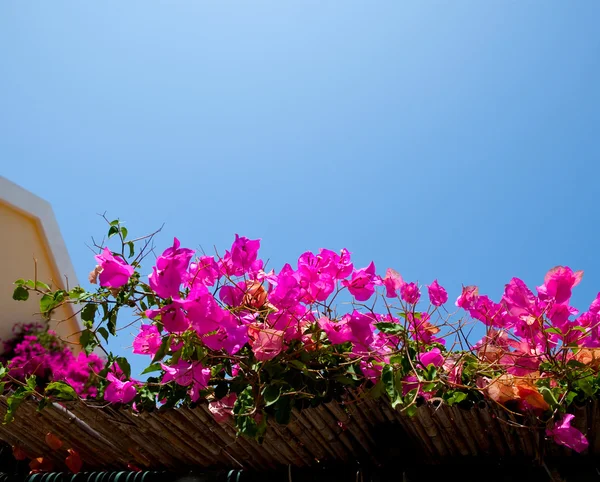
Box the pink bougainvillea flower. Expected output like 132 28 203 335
187 255 220 288
469 295 508 328
400 282 421 305
146 301 189 334
148 238 194 299
360 359 383 382
270 267 302 309
589 292 600 314
296 252 337 302
443 355 463 385
161 360 211 389
219 284 245 307
537 266 583 306
341 262 381 301
407 312 445 345
547 414 589 453
318 316 354 345
231 234 261 272
248 325 284 361
202 318 249 356
208 393 237 423
347 310 375 347
419 348 444 368
187 292 229 335
382 268 404 298
401 375 433 400
267 306 303 341
455 285 479 310
219 235 262 276
334 248 354 279
132 324 162 356
427 280 448 306
303 247 353 281
104 373 137 404
161 360 211 402
94 248 134 289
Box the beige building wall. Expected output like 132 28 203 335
0 177 81 351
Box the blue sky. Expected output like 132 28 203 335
2 1 600 376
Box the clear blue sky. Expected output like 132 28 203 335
2 1 600 376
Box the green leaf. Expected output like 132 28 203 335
424 365 438 381
565 391 578 405
571 326 588 333
404 403 418 417
374 322 403 335
108 226 119 238
539 386 559 408
107 311 117 336
69 287 86 300
262 385 281 407
141 363 162 375
567 359 587 369
81 304 97 323
274 396 292 425
120 227 128 240
5 387 32 423
97 327 109 342
574 376 595 397
127 241 135 258
116 357 132 379
12 286 29 301
334 375 356 385
45 381 78 401
369 380 385 399
388 355 404 365
26 375 37 390
14 279 25 287
381 365 400 407
110 219 120 226
37 398 49 412
151 336 170 363
39 294 55 313
35 281 50 291
288 360 306 371
545 327 563 335
79 329 96 355
445 391 468 406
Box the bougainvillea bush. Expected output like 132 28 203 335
7 220 600 454
0 323 103 403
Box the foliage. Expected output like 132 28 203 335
7 218 600 454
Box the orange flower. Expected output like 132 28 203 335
12 446 28 461
243 281 268 309
486 373 549 413
487 374 517 404
45 432 63 451
574 348 600 369
30 457 53 474
65 449 83 474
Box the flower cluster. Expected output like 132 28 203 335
1 324 103 398
11 222 600 454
